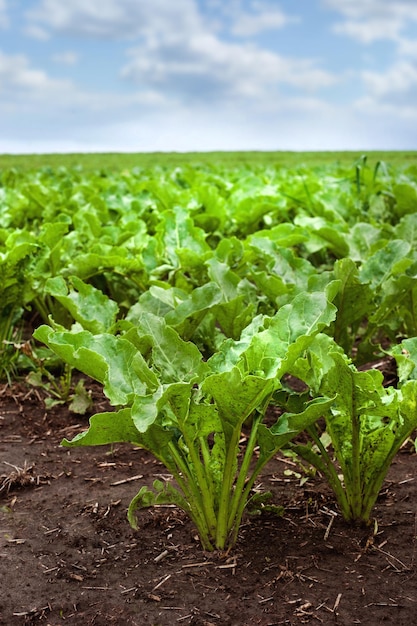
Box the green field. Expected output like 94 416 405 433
2 152 417 550
1 150 417 172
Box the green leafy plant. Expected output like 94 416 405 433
0 231 38 382
286 337 417 523
27 365 92 413
34 289 336 550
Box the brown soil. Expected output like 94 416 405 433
1 380 417 626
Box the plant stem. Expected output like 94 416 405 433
348 390 363 520
215 425 240 549
177 429 218 540
227 414 261 532
33 296 52 325
199 436 215 498
167 442 214 550
305 424 351 519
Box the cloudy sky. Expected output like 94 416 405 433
1 0 417 153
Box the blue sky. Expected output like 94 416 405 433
1 0 417 153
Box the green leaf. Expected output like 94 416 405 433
39 221 70 249
359 239 412 288
241 290 337 378
333 258 373 351
394 213 417 246
393 182 417 218
45 276 119 333
158 207 209 266
345 222 383 262
62 408 140 447
203 368 274 429
128 481 190 530
259 396 334 460
296 216 349 257
124 311 209 384
164 282 222 327
33 325 145 404
391 338 417 383
68 379 93 415
289 333 344 393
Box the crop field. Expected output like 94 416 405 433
1 152 417 624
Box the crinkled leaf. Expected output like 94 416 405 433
125 311 209 383
203 368 274 431
241 291 337 378
391 338 417 383
359 239 411 288
344 222 383 262
33 325 145 404
258 396 334 462
45 275 119 333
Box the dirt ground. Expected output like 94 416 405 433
1 379 417 626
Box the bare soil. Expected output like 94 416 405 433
1 380 417 626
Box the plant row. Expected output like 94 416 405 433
1 157 417 550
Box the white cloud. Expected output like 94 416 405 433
355 96 417 119
357 60 417 118
52 51 79 65
24 24 50 41
25 0 301 45
333 17 404 44
0 49 167 119
362 60 417 98
0 50 72 100
2 96 406 154
323 0 417 45
323 0 417 123
0 0 415 154
230 2 299 37
398 38 417 58
323 0 417 22
122 33 338 105
26 0 201 40
0 0 8 28
26 0 336 106
12 0 345 154
355 59 417 120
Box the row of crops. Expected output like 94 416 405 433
2 156 417 551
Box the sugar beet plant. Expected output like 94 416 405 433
34 284 336 551
283 335 417 523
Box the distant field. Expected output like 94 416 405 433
0 150 416 172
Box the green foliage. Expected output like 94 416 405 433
1 155 416 372
2 153 417 549
2 151 415 173
287 342 417 523
34 287 336 550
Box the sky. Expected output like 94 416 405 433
1 0 417 154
